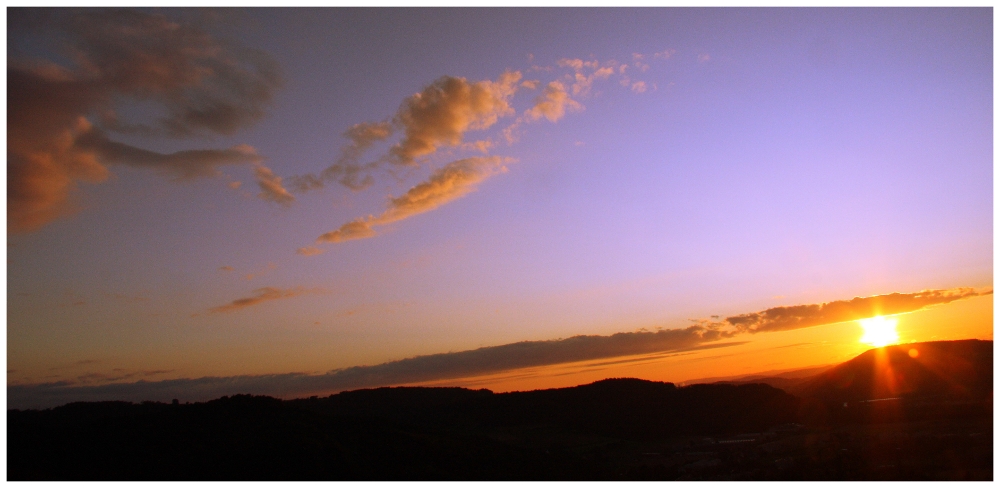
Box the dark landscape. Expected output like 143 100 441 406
7 339 992 481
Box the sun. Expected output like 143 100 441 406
858 316 899 347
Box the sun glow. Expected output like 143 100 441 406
858 316 899 347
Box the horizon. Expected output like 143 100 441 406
7 8 993 410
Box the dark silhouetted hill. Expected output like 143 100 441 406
7 340 992 480
696 340 992 405
9 380 798 480
789 339 992 402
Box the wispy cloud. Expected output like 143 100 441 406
207 286 321 314
7 9 282 232
252 163 295 207
288 121 395 192
557 57 616 97
317 218 379 244
289 72 522 195
290 52 664 251
295 246 326 256
524 81 583 123
654 49 677 59
316 156 512 244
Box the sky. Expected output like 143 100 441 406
6 8 993 409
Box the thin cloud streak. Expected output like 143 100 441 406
207 286 321 314
316 156 512 244
295 246 326 256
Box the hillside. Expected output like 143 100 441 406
7 340 992 480
789 339 992 402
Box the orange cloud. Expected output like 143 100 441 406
207 286 319 314
295 246 326 256
9 286 990 407
253 163 295 207
288 72 521 194
389 71 521 165
292 57 645 249
556 58 599 71
520 80 541 90
7 9 282 232
525 81 583 123
315 121 394 191
556 58 617 97
724 287 991 333
315 156 512 244
317 219 378 244
379 156 511 223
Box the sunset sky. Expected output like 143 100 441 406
7 8 993 409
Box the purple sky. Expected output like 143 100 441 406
7 8 992 408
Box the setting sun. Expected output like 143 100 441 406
858 316 900 347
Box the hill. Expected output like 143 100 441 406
7 340 992 480
789 339 992 402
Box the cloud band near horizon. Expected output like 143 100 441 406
10 286 989 409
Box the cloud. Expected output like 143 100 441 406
207 286 319 314
343 121 396 160
219 266 234 272
379 156 511 223
288 121 394 192
9 286 989 409
252 163 295 207
317 219 378 244
316 156 512 244
524 81 583 123
7 9 282 232
654 49 677 59
294 56 648 248
724 287 991 334
556 58 616 97
295 246 326 256
8 324 736 409
556 58 599 71
80 130 264 180
287 71 521 195
389 71 521 165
